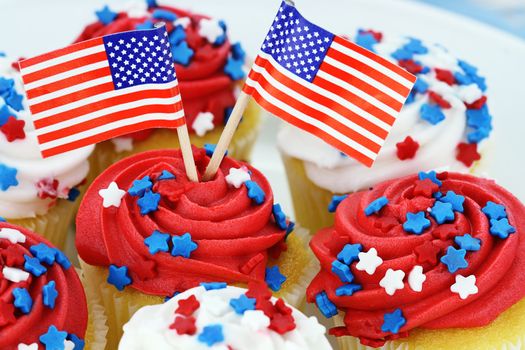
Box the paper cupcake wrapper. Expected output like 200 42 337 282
78 268 108 350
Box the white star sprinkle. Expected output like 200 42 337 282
18 344 38 350
356 248 383 275
0 228 26 244
379 268 405 296
64 340 75 350
225 167 251 188
111 137 134 153
175 17 191 28
3 266 30 283
241 310 270 331
198 18 224 43
458 84 483 104
98 182 126 208
408 265 426 292
450 274 478 300
192 112 215 137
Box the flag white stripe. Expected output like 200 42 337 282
27 76 113 105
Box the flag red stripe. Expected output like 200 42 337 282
26 67 111 99
37 102 183 143
19 37 103 69
333 36 416 83
243 84 373 167
40 118 185 158
34 87 181 128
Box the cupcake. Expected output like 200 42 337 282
119 284 332 349
76 148 316 348
0 55 93 249
75 1 261 176
306 171 525 350
0 222 107 349
279 29 493 234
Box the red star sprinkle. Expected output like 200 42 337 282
11 58 25 71
246 281 272 300
373 216 399 232
0 301 16 326
396 136 419 160
1 244 26 266
412 179 439 198
0 116 26 142
432 224 458 240
465 96 487 110
269 313 296 334
256 298 276 319
240 253 265 274
169 316 197 335
274 298 293 316
175 295 200 317
36 178 59 200
398 59 424 75
456 142 481 167
414 241 441 265
428 91 452 109
434 68 455 85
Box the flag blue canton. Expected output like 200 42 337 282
261 2 334 83
103 26 176 90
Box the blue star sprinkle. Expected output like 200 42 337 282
364 196 389 216
68 334 85 350
466 106 491 130
315 291 337 318
135 20 153 30
171 233 198 258
67 187 81 202
468 126 491 144
158 170 176 180
137 190 161 215
391 47 413 61
356 32 377 51
39 325 68 350
455 234 481 251
198 324 224 347
24 254 47 276
413 77 429 94
30 243 56 264
229 294 256 315
440 246 468 273
224 57 245 80
95 5 117 25
43 281 58 309
403 212 431 235
337 243 362 265
128 176 153 197
405 38 428 54
418 170 442 186
0 105 12 126
204 143 228 157
54 249 71 269
482 201 507 220
439 191 465 213
214 20 227 45
0 77 14 95
245 180 265 205
458 60 478 76
200 282 227 291
152 9 177 21
420 103 445 125
335 283 362 296
231 42 246 60
6 90 24 111
430 201 455 224
146 0 157 8
0 163 18 191
171 41 194 66
169 26 186 46
265 265 286 291
381 308 406 334
454 71 473 85
331 260 354 283
328 194 348 213
489 218 516 239
107 265 132 291
12 287 33 314
144 230 170 254
272 203 287 230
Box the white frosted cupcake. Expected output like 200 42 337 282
119 284 332 349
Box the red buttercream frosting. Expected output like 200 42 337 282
306 172 525 346
76 148 286 295
0 223 87 349
74 4 238 139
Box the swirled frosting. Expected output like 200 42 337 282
0 223 87 349
119 285 331 350
278 30 492 193
306 172 525 347
0 55 93 219
76 148 288 296
75 2 244 140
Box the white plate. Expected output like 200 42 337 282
1 0 524 217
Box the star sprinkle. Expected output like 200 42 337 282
420 103 445 125
482 201 507 220
144 230 170 254
43 281 58 309
67 333 84 350
356 248 383 275
199 18 225 44
200 282 227 290
241 310 270 331
272 204 287 230
170 316 197 335
403 211 431 235
6 91 23 111
328 194 348 212
331 260 354 283
428 91 451 109
408 265 426 292
137 190 161 215
24 254 47 276
2 266 29 283
192 112 215 137
152 9 177 21
450 274 478 300
430 201 455 224
107 265 132 291
128 176 153 197
98 182 126 208
231 42 246 60
356 32 378 51
379 269 405 296
0 163 18 191
171 233 198 258
0 105 12 126
269 312 296 334
198 324 224 347
337 243 362 265
335 283 362 296
245 180 265 205
413 179 439 197
224 57 245 80
13 288 33 314
439 191 465 213
364 196 389 216
67 187 81 202
54 249 71 269
0 116 25 142
440 246 468 273
455 234 481 251
225 167 251 188
30 243 56 264
315 291 338 318
158 170 176 180
39 326 68 350
111 137 133 152
17 344 38 350
415 241 440 264
169 26 186 46
95 5 117 25
0 227 25 243
176 295 200 316
265 265 286 291
418 170 442 186
230 294 256 315
396 136 419 160
171 41 194 66
203 143 229 157
456 142 481 167
435 68 455 85
381 308 406 334
489 218 516 239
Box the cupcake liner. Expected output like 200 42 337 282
78 268 108 350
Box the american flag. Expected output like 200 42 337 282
243 2 417 167
19 25 185 158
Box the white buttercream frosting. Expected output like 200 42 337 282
0 55 93 218
278 32 491 194
119 285 332 350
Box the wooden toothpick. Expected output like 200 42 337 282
177 125 199 182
